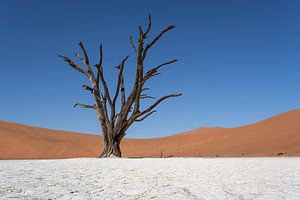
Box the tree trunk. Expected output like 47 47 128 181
99 133 122 158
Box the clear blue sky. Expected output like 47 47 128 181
0 0 299 138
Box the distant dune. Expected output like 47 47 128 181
0 109 299 159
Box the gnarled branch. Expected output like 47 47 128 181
144 59 178 82
78 41 93 75
135 110 156 122
137 93 182 118
74 103 95 109
143 25 175 59
58 55 89 76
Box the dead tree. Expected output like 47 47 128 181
59 15 182 157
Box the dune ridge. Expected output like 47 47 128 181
0 109 299 159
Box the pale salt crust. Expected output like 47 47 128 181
0 158 299 199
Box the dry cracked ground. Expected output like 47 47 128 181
0 158 300 199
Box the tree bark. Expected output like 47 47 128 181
99 132 122 158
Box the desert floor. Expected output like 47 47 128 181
0 158 299 199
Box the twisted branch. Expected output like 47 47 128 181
74 103 95 109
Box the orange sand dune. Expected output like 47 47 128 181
0 109 300 159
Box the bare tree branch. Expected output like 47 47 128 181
144 14 152 36
142 87 150 91
131 27 148 114
73 51 84 61
129 36 137 55
74 103 95 109
137 14 151 38
94 45 113 110
113 56 129 106
78 41 93 74
94 44 103 83
120 73 126 107
137 93 182 117
140 94 155 99
82 85 93 93
111 55 129 122
58 55 89 76
135 110 156 122
155 59 178 70
143 25 175 59
138 26 143 36
144 59 178 81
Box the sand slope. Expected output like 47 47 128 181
0 109 299 159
